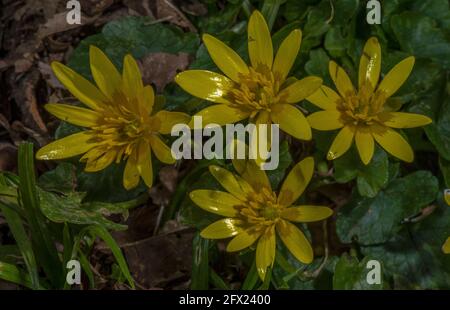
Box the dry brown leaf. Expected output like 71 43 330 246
11 70 48 135
156 0 197 32
139 52 190 93
0 143 18 172
159 166 179 193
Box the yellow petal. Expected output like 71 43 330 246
150 136 175 164
278 76 323 104
249 111 271 167
281 205 333 222
36 131 96 160
278 157 314 206
445 189 450 206
443 237 450 254
122 54 143 101
327 126 355 160
190 190 240 217
276 220 313 264
256 226 276 281
355 127 375 165
359 37 381 90
371 125 414 162
377 56 415 98
154 110 191 134
123 152 140 190
85 150 116 172
307 110 344 131
273 29 302 82
45 103 101 127
208 165 249 199
227 230 262 252
51 62 107 110
306 85 340 111
189 104 250 127
271 104 312 140
232 157 271 192
378 112 432 129
203 34 249 82
143 85 155 113
201 218 243 239
89 46 122 101
175 70 234 104
329 61 356 97
248 10 273 70
137 141 153 188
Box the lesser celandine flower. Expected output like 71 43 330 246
189 157 333 280
175 10 322 142
443 190 450 254
306 37 432 164
36 46 190 190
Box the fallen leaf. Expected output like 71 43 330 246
139 52 190 92
156 0 197 32
0 143 18 172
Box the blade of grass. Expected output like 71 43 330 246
18 143 62 287
242 257 260 290
86 225 135 289
78 252 95 289
258 266 272 290
0 201 40 289
62 223 73 266
191 233 209 290
0 261 35 289
209 268 229 290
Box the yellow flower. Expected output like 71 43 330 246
443 190 450 254
189 157 333 280
36 46 190 190
175 10 322 141
306 37 432 164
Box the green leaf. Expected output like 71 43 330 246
305 48 331 86
361 195 450 289
391 12 450 69
68 16 200 79
191 233 209 290
333 254 385 290
261 0 285 31
0 261 36 289
337 171 439 245
334 146 390 198
242 258 260 290
76 162 147 203
38 190 127 231
324 26 348 58
410 82 450 161
39 162 76 194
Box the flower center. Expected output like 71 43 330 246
337 82 386 126
227 66 281 116
234 187 284 228
89 94 160 161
